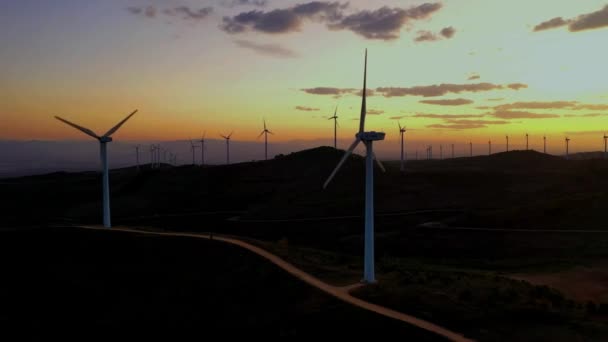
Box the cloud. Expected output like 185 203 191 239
234 39 297 57
376 82 527 98
414 30 440 42
476 106 491 110
414 26 455 42
295 106 320 111
128 6 213 21
440 26 455 38
467 74 480 80
221 2 444 40
220 0 268 8
490 110 560 119
419 98 473 106
487 98 504 102
534 5 608 33
412 113 485 119
389 115 406 120
166 7 213 20
564 113 608 118
533 17 571 32
427 123 486 130
444 119 509 125
367 109 384 115
494 101 608 110
301 87 355 96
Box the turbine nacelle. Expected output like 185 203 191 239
99 137 113 143
356 131 386 141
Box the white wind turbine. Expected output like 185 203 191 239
329 106 339 149
220 132 234 164
55 109 138 228
258 119 274 160
189 140 199 165
323 49 385 284
200 132 206 166
398 122 406 172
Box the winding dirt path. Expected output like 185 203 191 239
78 225 473 342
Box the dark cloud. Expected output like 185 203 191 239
564 113 608 118
534 5 608 33
440 26 455 38
221 2 443 40
475 106 491 110
376 82 527 98
467 74 480 80
533 17 570 32
389 115 406 120
234 39 297 58
414 30 440 42
128 6 212 21
490 110 560 119
295 106 320 111
420 98 473 106
300 87 355 96
444 119 509 125
220 0 268 8
494 101 608 110
221 2 347 34
367 109 384 115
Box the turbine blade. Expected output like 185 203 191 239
268 131 274 135
398 122 402 131
102 109 138 138
54 116 100 139
323 139 361 189
264 119 267 131
220 134 227 139
228 131 234 138
257 131 265 138
358 49 367 134
373 152 386 173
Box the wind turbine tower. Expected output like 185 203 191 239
526 133 529 150
488 140 492 155
55 109 138 228
469 142 473 157
544 135 547 154
506 135 509 152
398 122 406 172
134 145 140 171
329 106 339 149
565 137 570 159
200 132 206 166
220 132 234 164
604 133 607 159
189 140 199 165
258 119 274 160
323 49 385 284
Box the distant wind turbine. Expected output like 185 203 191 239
469 142 473 157
200 132 206 166
525 133 529 151
506 135 509 152
323 49 385 284
544 135 547 154
220 132 234 164
329 106 339 149
189 140 199 165
398 122 406 172
134 145 141 171
565 137 570 159
604 133 608 159
55 109 138 228
258 119 274 160
488 140 492 155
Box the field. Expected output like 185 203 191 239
2 147 608 340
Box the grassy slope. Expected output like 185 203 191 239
0 227 445 340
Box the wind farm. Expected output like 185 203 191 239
4 1 608 341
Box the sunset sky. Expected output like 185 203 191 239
2 0 608 153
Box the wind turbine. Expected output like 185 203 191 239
398 122 406 172
189 140 199 165
525 133 529 150
604 132 608 159
544 135 547 154
200 132 206 166
323 49 385 284
258 119 274 160
469 142 473 157
220 132 234 164
506 135 509 152
565 137 570 159
329 106 339 149
55 109 138 228
488 140 492 155
134 145 141 171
